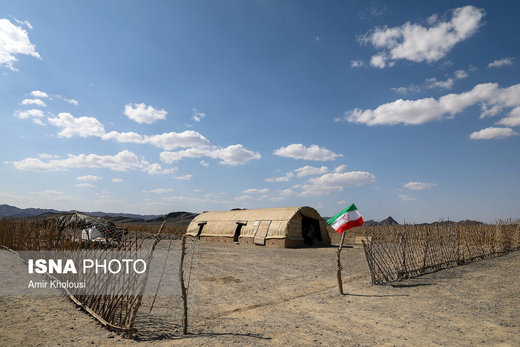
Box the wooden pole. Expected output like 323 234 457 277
336 232 347 295
179 235 188 334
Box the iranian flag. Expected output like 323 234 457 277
327 203 364 233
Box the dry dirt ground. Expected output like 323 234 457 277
1 240 519 346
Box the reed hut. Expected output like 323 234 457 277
186 206 331 248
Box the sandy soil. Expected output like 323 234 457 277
1 240 519 346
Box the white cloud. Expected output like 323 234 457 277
398 194 416 201
297 166 376 196
209 145 261 166
10 17 33 30
235 195 254 202
404 181 437 190
426 77 454 90
265 172 294 183
144 163 176 175
145 131 210 150
343 82 520 126
426 69 469 90
48 112 105 138
159 148 207 163
174 174 193 180
273 144 342 161
111 178 123 183
350 60 364 68
77 175 102 182
102 131 146 144
75 183 94 188
497 107 520 127
488 57 513 68
454 69 468 79
294 165 329 178
344 97 442 125
0 18 41 70
32 118 45 126
43 112 214 151
40 110 259 166
333 164 348 173
391 84 421 95
359 6 484 67
266 165 330 183
370 54 387 68
30 90 48 98
124 103 167 124
200 160 209 167
270 188 296 201
191 108 206 122
15 109 44 119
21 98 46 107
142 188 174 194
38 153 60 159
469 127 518 140
392 70 467 95
242 188 269 194
160 144 261 166
480 104 503 118
64 98 79 106
12 150 147 172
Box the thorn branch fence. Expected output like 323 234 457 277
0 216 168 337
362 222 520 285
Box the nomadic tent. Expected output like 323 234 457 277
186 206 331 248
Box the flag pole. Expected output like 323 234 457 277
336 231 347 295
329 203 363 295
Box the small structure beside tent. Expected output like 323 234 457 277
81 226 104 241
186 206 331 248
45 212 128 244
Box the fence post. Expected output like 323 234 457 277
179 235 188 334
456 226 461 265
400 231 407 279
336 232 347 295
422 227 429 272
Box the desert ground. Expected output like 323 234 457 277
1 239 519 346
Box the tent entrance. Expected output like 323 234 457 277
302 216 321 246
196 222 207 238
234 221 246 243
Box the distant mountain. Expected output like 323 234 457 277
322 216 400 227
147 211 198 226
0 204 161 220
0 204 64 218
364 216 400 226
0 204 196 226
87 211 162 221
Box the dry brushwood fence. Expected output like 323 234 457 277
361 221 520 285
0 214 179 338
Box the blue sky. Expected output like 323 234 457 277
1 1 519 222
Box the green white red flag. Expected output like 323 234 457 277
327 203 364 233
